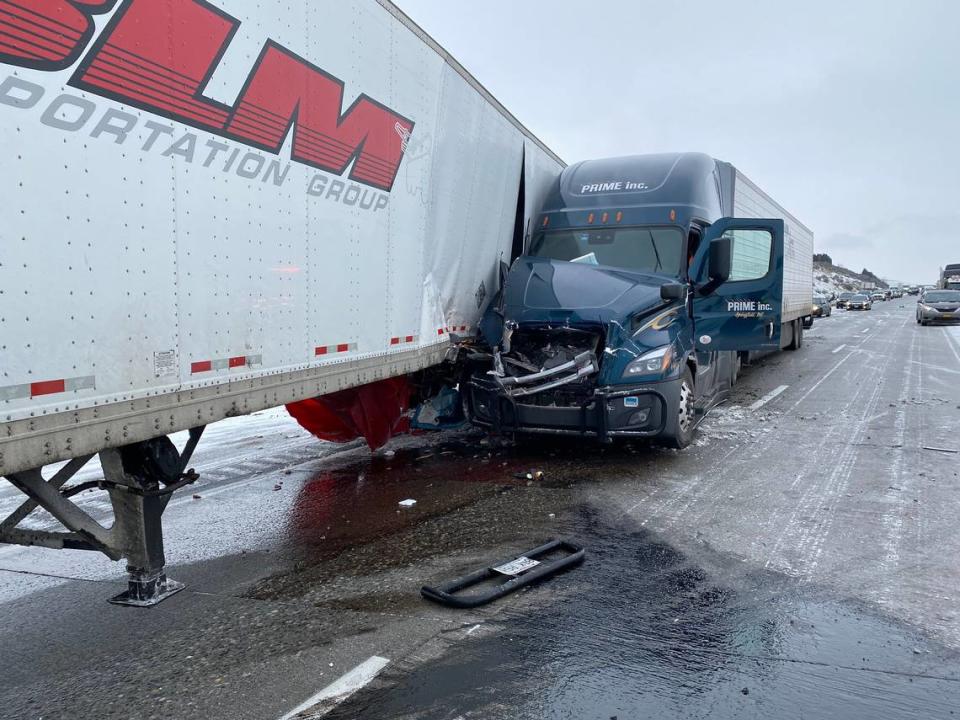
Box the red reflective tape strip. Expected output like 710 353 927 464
191 360 212 373
438 328 445 335
315 346 328 356
228 356 247 368
391 337 401 345
336 343 350 353
405 335 414 343
30 379 65 397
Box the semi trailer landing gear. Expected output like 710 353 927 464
0 427 205 606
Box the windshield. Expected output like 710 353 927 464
852 295 868 301
840 292 854 298
923 291 960 303
528 226 684 275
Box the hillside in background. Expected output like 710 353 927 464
814 258 890 296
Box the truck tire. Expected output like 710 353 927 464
786 319 803 350
661 368 695 450
731 353 742 386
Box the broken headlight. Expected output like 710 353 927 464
623 345 674 379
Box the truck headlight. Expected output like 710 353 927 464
623 345 674 378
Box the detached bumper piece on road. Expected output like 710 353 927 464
421 539 585 608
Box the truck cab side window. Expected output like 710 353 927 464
724 228 773 281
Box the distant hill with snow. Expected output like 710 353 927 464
814 261 889 297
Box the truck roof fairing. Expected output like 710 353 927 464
540 152 726 222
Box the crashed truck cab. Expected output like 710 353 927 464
466 153 787 447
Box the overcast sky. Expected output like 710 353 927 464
396 0 960 284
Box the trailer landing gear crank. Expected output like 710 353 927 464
0 427 205 606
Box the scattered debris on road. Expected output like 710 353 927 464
923 446 959 454
398 499 417 507
421 539 584 608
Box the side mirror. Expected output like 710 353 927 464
660 282 686 301
708 236 731 284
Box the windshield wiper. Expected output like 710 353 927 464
649 232 663 272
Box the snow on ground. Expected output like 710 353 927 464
814 263 879 296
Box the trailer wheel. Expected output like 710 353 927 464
661 368 695 450
786 319 803 350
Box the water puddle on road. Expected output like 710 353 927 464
322 507 960 720
243 435 677 610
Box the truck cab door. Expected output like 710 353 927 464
691 218 784 352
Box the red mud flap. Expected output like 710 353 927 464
286 377 412 450
420 539 585 609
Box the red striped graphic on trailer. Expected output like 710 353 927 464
439 325 470 336
30 379 66 397
190 354 263 374
315 342 357 356
0 375 96 401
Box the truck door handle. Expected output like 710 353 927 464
766 321 774 339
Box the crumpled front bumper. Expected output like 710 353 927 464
467 373 682 441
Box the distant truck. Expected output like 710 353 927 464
465 153 814 449
940 264 960 290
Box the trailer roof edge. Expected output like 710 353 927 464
376 0 565 167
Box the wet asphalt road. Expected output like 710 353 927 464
2 301 960 719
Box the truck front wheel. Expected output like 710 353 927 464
660 368 695 450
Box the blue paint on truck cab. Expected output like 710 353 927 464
467 152 787 448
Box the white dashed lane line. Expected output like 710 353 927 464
277 656 390 720
749 384 790 411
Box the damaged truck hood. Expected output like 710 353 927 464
501 257 669 325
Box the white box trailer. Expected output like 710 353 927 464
721 164 814 327
0 0 562 604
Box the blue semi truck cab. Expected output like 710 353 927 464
467 152 813 448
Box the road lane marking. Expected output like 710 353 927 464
910 360 960 375
278 655 389 720
832 344 847 354
749 385 789 411
861 328 870 333
786 351 854 413
943 327 960 364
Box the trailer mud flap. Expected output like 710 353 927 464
420 539 584 608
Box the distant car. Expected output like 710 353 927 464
870 291 885 302
907 286 919 295
848 294 872 310
836 292 856 308
812 295 832 317
917 290 960 325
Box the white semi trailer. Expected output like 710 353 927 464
0 0 562 604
